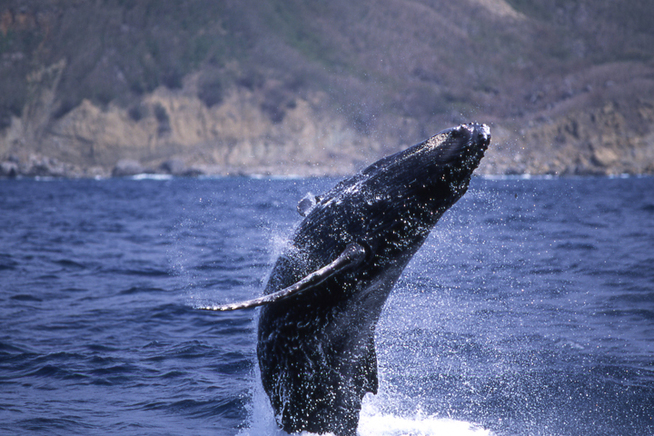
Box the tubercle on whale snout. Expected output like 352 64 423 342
440 122 489 138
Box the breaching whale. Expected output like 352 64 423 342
201 123 491 435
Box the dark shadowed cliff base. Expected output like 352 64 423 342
1 0 654 178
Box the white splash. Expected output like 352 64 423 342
129 173 173 180
239 375 493 436
359 403 493 436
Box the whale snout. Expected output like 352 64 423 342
474 123 491 147
460 123 491 149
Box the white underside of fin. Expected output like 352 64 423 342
199 243 366 311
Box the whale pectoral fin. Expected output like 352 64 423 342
297 193 321 216
199 243 366 312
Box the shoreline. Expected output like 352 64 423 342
2 161 652 181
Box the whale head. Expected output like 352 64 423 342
329 122 492 247
365 122 491 199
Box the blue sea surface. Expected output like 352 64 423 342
0 176 653 436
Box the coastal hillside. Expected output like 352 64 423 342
1 0 653 177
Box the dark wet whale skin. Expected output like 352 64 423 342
257 123 491 435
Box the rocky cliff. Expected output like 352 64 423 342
1 0 653 178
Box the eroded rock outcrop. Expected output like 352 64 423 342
0 71 384 177
2 83 654 178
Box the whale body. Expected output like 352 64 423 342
202 123 491 435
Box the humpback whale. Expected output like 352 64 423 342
201 123 491 435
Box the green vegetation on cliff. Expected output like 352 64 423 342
1 0 654 177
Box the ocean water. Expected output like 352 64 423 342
0 175 653 436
